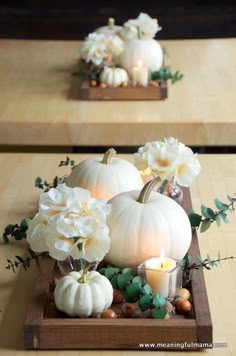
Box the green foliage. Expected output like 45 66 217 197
152 66 184 84
58 157 75 169
5 250 47 273
182 253 236 282
187 194 236 232
98 265 169 319
3 219 28 243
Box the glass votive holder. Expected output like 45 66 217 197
137 257 182 300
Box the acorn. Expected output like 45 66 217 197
90 79 97 87
100 82 107 88
100 309 117 318
175 298 192 314
175 288 191 300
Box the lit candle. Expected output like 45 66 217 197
131 60 148 86
145 249 176 298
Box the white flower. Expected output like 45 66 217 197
80 32 107 65
119 20 139 40
26 184 111 262
174 150 201 187
137 13 162 39
135 137 201 187
80 32 124 65
120 13 162 40
105 35 124 57
26 211 49 252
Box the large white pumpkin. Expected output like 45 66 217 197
119 38 163 75
95 18 122 37
54 270 113 317
66 148 143 200
105 177 192 269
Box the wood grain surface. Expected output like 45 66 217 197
0 39 236 147
0 153 235 355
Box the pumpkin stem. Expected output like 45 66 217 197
137 26 142 39
137 176 162 204
101 148 116 164
78 261 98 283
108 17 115 29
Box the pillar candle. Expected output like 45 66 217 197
131 60 148 86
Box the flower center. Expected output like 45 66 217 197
156 158 170 167
177 163 186 177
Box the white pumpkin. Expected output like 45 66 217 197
95 18 122 37
105 177 192 269
54 270 113 317
119 38 163 75
99 67 129 87
66 148 143 200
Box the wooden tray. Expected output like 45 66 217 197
24 188 212 350
79 80 168 100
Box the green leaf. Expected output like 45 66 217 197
20 219 28 231
207 254 213 267
152 293 166 308
196 254 203 263
214 198 228 211
152 307 167 319
105 267 120 280
111 275 119 289
215 214 221 227
117 273 133 289
200 219 212 233
3 233 9 244
187 254 193 267
5 224 15 235
16 255 24 263
142 283 152 295
188 210 202 227
132 275 143 286
98 267 106 276
219 212 229 224
138 294 152 312
201 205 216 220
122 267 133 275
124 283 142 303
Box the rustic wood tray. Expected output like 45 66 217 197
79 80 168 101
24 188 212 350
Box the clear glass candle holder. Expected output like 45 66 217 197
138 257 182 300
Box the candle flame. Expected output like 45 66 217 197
160 248 164 268
137 60 143 68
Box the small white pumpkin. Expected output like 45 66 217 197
66 148 143 200
99 67 129 87
54 270 113 317
119 38 163 75
95 18 122 37
105 177 192 269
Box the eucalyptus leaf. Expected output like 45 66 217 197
105 266 120 280
215 214 221 227
188 210 201 227
132 275 143 286
152 307 167 319
142 283 152 295
214 198 228 211
219 212 229 224
122 267 133 275
117 272 133 289
138 294 152 312
152 293 166 308
200 219 212 233
124 282 142 303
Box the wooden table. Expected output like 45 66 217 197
0 153 235 355
0 39 236 148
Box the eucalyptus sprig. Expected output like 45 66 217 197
98 265 169 319
152 66 184 84
188 194 236 232
182 253 236 282
35 156 75 192
5 251 47 273
3 219 28 244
